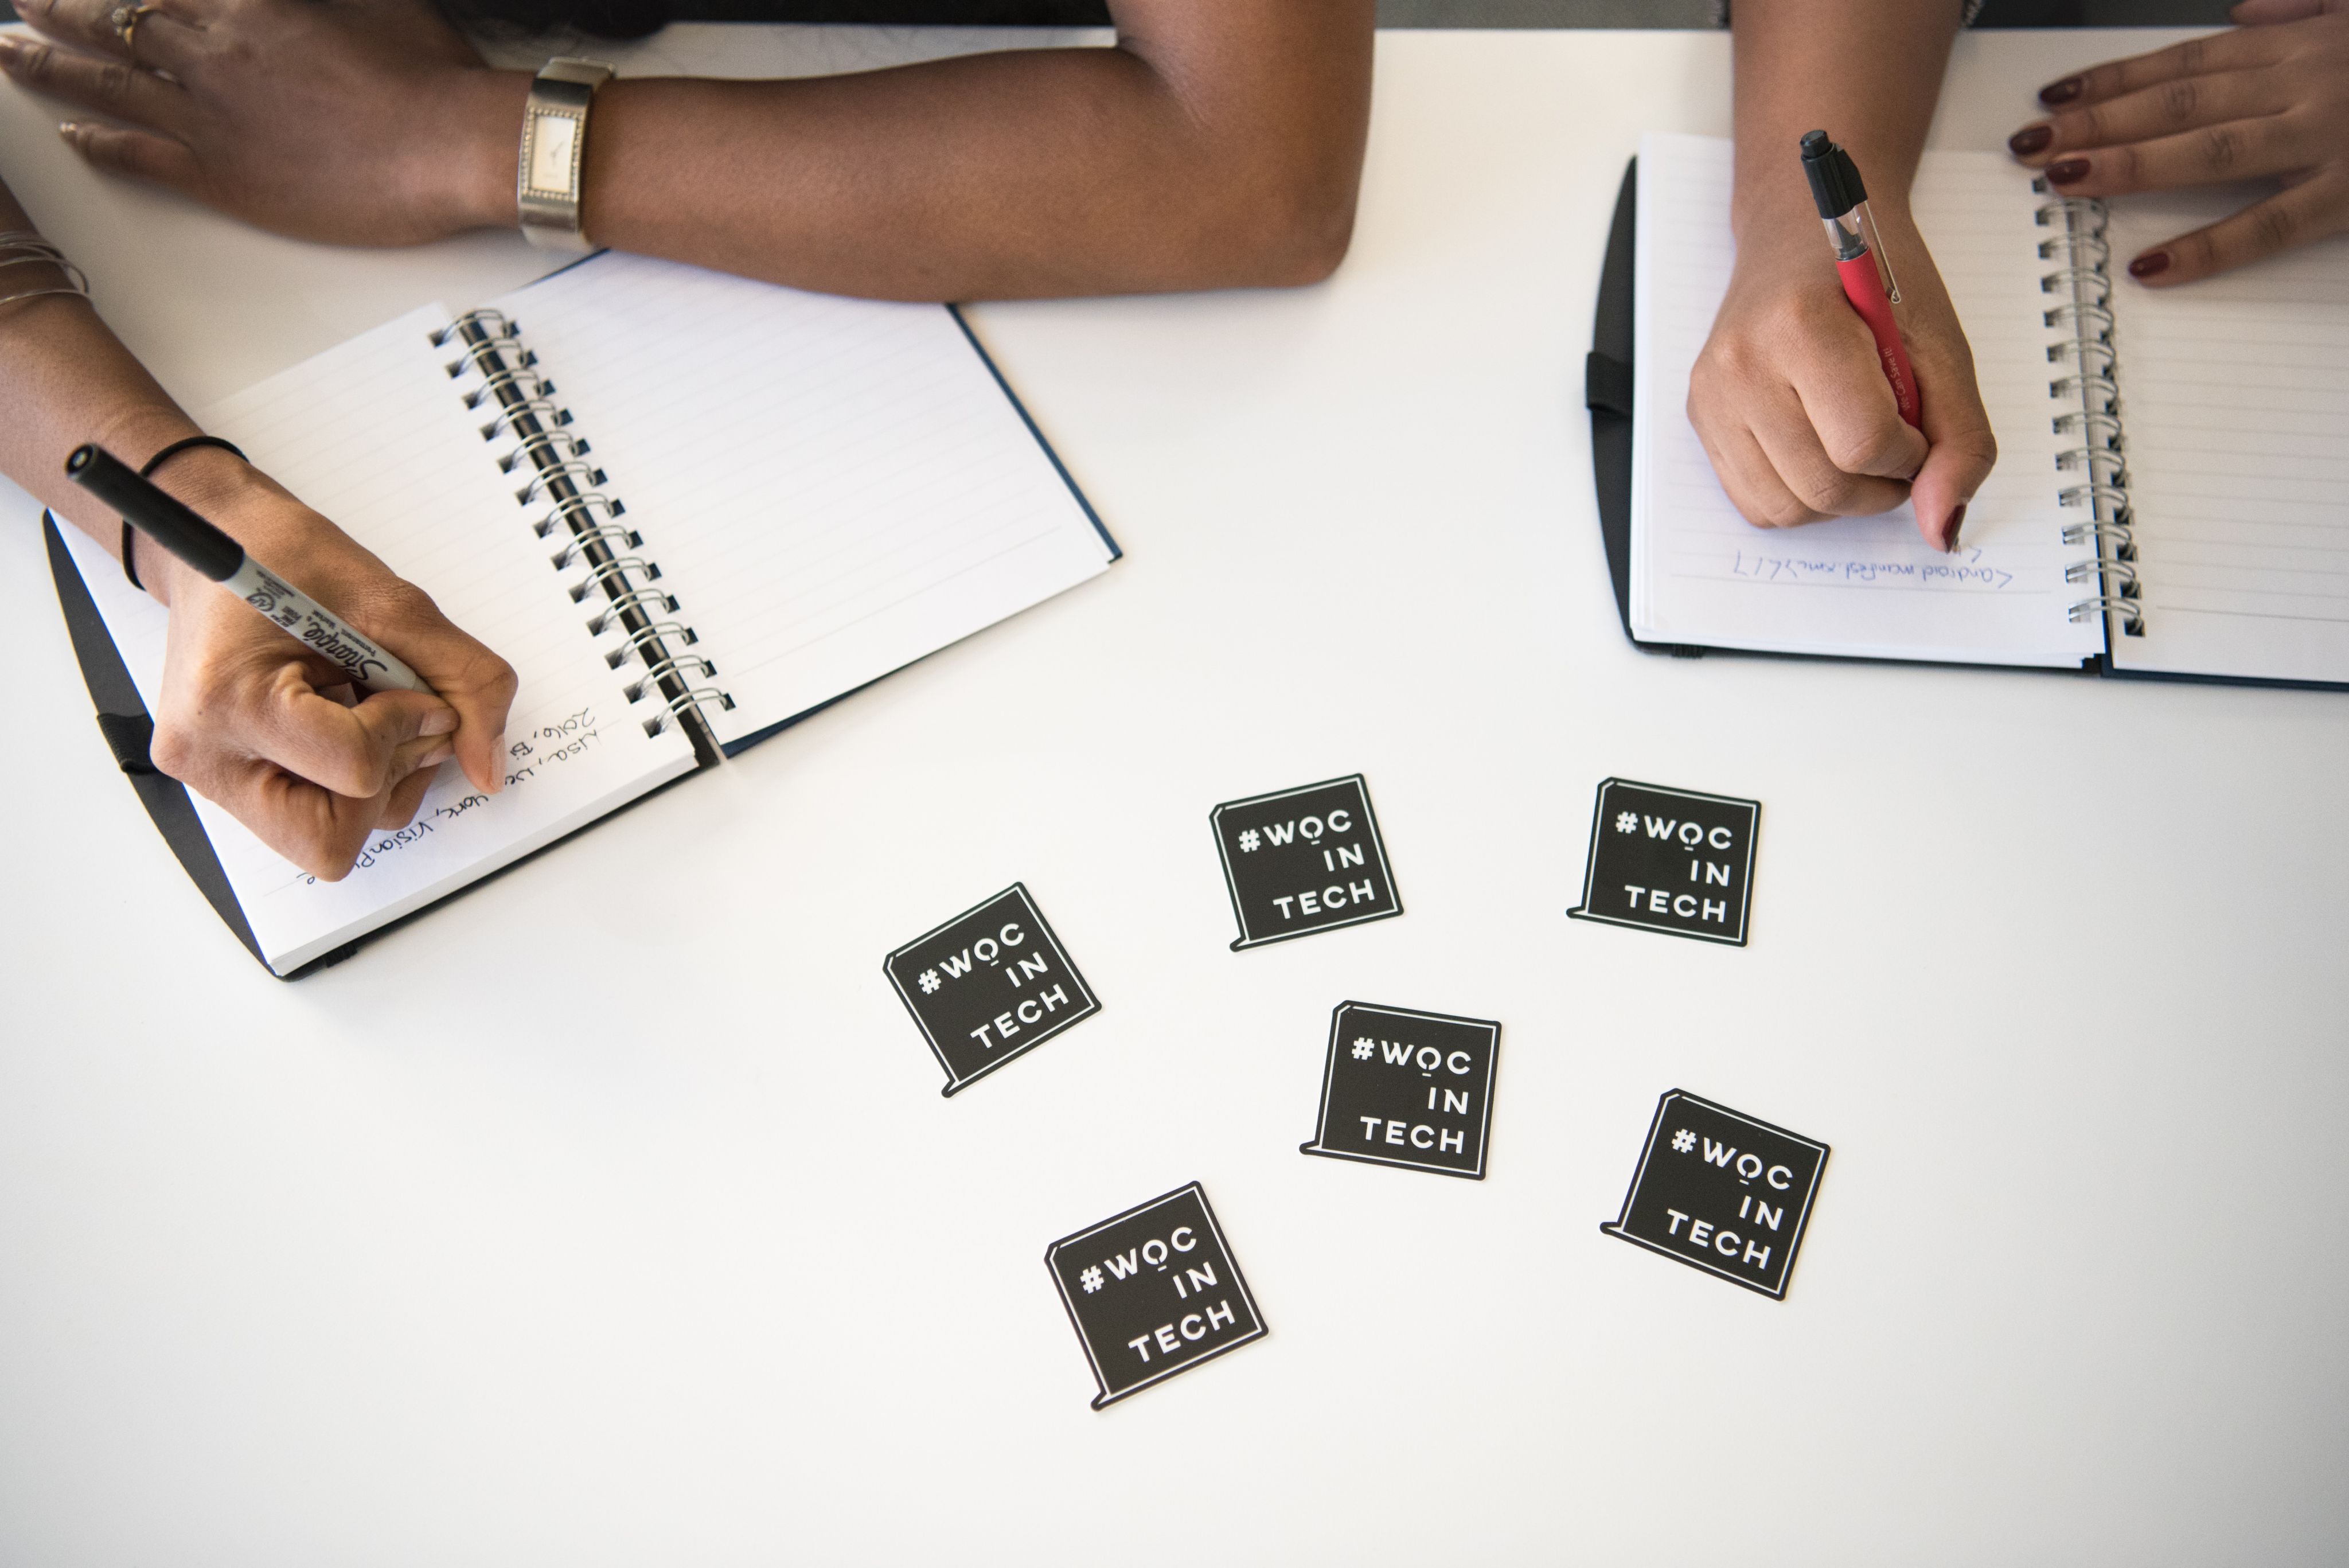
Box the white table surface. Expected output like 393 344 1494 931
6 25 2346 1567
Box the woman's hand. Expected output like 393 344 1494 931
1687 210 1997 552
141 448 517 880
0 0 524 245
2006 0 2349 283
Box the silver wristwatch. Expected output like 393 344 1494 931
517 57 615 252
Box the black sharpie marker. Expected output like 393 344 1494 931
68 443 430 695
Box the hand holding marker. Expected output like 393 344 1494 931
67 443 431 694
1800 130 1921 432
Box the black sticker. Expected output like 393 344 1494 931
883 883 1100 1097
1210 775 1401 950
1601 1089 1828 1300
1045 1183 1267 1409
1301 1002 1499 1180
1568 778 1759 945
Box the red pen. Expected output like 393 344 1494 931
1800 130 1921 430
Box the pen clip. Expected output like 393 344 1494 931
1849 198 1903 305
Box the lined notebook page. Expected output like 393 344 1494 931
2100 188 2349 685
61 306 696 974
1630 134 2100 666
483 253 1116 751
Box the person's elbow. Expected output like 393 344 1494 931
1194 142 1363 288
1255 163 1360 286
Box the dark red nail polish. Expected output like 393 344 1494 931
2007 124 2053 157
2129 250 2171 279
2040 75 2083 105
1944 504 1967 555
2047 157 2090 185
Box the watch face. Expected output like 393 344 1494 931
526 111 579 197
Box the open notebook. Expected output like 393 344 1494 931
50 251 1117 975
1595 131 2349 688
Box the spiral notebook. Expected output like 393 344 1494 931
1593 132 2349 688
49 250 1118 976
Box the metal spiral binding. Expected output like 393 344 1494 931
531 492 623 539
465 364 556 408
604 619 699 671
568 556 664 603
548 522 641 568
431 310 733 756
502 427 591 474
2036 186 2143 635
481 397 569 440
585 588 680 633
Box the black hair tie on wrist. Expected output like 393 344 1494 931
122 434 247 591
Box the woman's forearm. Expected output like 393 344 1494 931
0 181 209 579
1731 0 1961 249
443 0 1373 301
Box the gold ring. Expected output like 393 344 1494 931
108 3 158 63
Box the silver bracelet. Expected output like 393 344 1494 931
0 230 89 309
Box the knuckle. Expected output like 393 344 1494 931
1821 427 1899 476
146 717 200 781
391 580 442 619
2253 200 2299 253
1687 354 1722 401
2162 77 2198 126
2078 102 2108 143
18 44 54 86
1793 467 1864 515
319 753 387 800
2116 143 2143 186
1708 331 1768 380
2179 38 2208 76
2203 123 2239 174
96 60 135 99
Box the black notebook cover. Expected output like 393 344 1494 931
45 512 270 966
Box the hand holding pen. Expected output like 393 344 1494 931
1687 127 1999 553
62 440 517 881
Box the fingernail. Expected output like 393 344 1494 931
2046 157 2090 185
2007 124 2053 157
1945 504 1966 554
2128 249 2171 279
2040 76 2083 105
420 707 459 737
0 37 19 64
56 122 80 141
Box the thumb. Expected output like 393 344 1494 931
1908 420 1997 553
1902 331 1999 552
60 121 204 197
